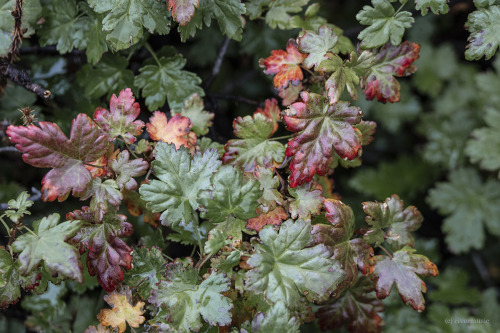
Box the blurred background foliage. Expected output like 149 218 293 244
1 0 500 332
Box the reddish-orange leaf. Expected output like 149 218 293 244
168 0 200 26
246 205 288 232
278 82 302 106
254 98 281 135
98 288 145 333
146 112 197 152
259 39 306 89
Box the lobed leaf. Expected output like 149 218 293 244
371 246 438 311
11 213 83 282
259 39 306 89
465 5 500 60
283 91 363 187
93 88 144 144
4 191 33 223
139 142 221 227
97 288 145 333
171 93 214 136
288 181 324 220
245 219 344 308
356 0 414 49
360 41 420 103
109 151 148 191
247 204 288 232
168 0 200 26
252 301 300 333
81 179 123 222
247 0 310 30
146 112 197 152
7 114 109 201
414 0 450 16
297 25 339 70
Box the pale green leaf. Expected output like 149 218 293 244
171 94 213 136
252 301 300 333
297 25 338 70
123 247 166 300
414 0 449 15
4 191 33 223
465 5 500 60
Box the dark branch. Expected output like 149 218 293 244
204 37 231 90
0 146 21 154
19 45 85 56
0 63 51 100
7 0 23 63
209 93 261 106
0 187 41 211
471 251 494 288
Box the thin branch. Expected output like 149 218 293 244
471 251 494 288
0 63 51 100
195 254 214 271
209 93 261 106
7 0 23 63
204 37 230 90
0 146 21 154
19 45 85 56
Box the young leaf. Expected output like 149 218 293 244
361 41 420 103
149 262 233 331
316 276 384 333
6 114 109 201
68 208 133 292
245 219 344 308
259 39 306 89
168 0 200 25
97 288 145 333
146 112 197 152
288 181 324 220
465 108 500 178
465 5 500 60
93 88 144 144
282 91 363 187
88 0 170 51
371 246 438 311
11 213 83 282
356 0 414 49
4 191 33 223
297 25 339 70
414 0 449 16
427 168 500 253
222 113 285 172
81 178 123 222
139 142 221 227
248 0 309 29
252 301 300 333
109 151 148 191
362 195 422 249
254 167 284 207
171 93 214 136
135 48 204 110
199 165 262 223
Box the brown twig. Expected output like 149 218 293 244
0 63 51 100
0 146 21 154
7 0 24 63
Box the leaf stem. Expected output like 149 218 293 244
83 162 105 169
144 43 161 67
192 214 204 257
22 226 38 237
270 134 294 141
123 139 140 159
378 244 393 259
195 254 214 271
0 216 11 236
394 1 407 16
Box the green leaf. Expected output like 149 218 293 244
80 2 110 65
297 25 339 70
199 165 262 223
210 250 241 274
139 142 221 227
171 94 214 136
178 0 245 41
348 155 436 201
135 47 204 111
362 195 422 248
4 191 33 223
466 108 500 178
222 113 286 172
316 276 384 333
414 0 449 15
123 247 167 300
428 267 481 305
371 246 438 311
465 5 500 60
88 0 170 51
252 301 300 333
76 54 135 99
248 0 310 30
81 178 122 222
356 0 414 48
38 0 88 54
254 167 284 207
288 181 324 220
149 262 233 331
427 168 500 253
11 213 83 282
245 219 344 308
198 137 225 156
167 220 211 246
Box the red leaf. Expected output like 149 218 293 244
254 98 281 135
259 39 306 89
361 42 420 103
246 205 288 232
94 88 145 144
146 112 197 152
7 114 109 201
68 207 133 292
283 92 363 187
168 0 200 26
